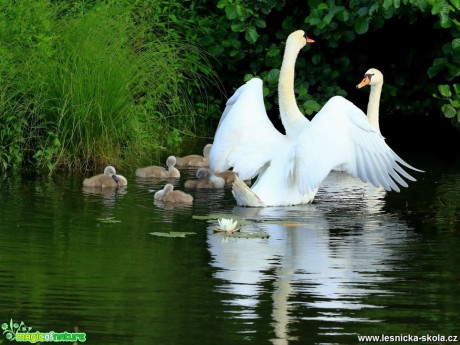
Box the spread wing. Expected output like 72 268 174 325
209 78 288 180
286 96 423 194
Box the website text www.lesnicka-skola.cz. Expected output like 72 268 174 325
357 334 458 342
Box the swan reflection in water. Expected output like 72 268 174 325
82 185 127 209
207 173 413 344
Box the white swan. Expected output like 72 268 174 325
332 67 384 173
356 68 383 133
209 35 422 207
215 30 313 139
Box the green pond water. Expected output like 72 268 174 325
0 151 459 345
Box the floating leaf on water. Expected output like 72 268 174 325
170 232 196 237
97 217 121 223
192 214 231 220
149 232 196 238
149 232 175 237
193 214 306 227
218 231 270 239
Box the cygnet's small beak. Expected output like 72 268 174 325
306 37 315 43
356 76 370 89
112 174 120 182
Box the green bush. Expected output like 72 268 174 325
197 0 460 123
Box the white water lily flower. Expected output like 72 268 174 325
217 218 238 231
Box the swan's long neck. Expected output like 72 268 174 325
367 83 382 134
278 40 306 137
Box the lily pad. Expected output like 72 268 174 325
97 217 121 223
149 232 196 238
218 231 270 239
193 214 306 227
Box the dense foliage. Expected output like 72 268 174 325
201 0 459 120
0 0 458 174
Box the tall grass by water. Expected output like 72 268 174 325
0 1 217 173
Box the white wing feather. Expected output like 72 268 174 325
286 96 423 194
209 78 287 180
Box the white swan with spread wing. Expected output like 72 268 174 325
209 30 422 207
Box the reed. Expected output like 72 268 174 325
0 1 217 173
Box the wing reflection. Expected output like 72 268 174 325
207 172 411 344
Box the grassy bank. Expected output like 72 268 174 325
0 1 218 174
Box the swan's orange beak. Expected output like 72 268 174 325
306 37 315 43
356 76 370 89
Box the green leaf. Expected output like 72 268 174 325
452 38 460 52
383 0 393 9
243 74 254 82
309 17 322 26
225 5 237 20
245 27 258 43
216 0 227 9
369 2 379 15
323 12 335 25
358 7 369 16
442 104 457 118
200 35 215 45
453 84 460 94
266 69 280 84
235 4 243 17
312 54 321 65
267 45 280 57
208 44 224 56
427 58 446 78
342 30 355 42
440 13 452 28
354 17 370 34
33 150 43 158
450 0 460 10
431 3 444 14
415 0 428 11
255 19 266 28
303 99 322 115
231 23 245 32
336 10 349 22
438 84 452 98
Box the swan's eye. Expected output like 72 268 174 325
365 73 374 80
